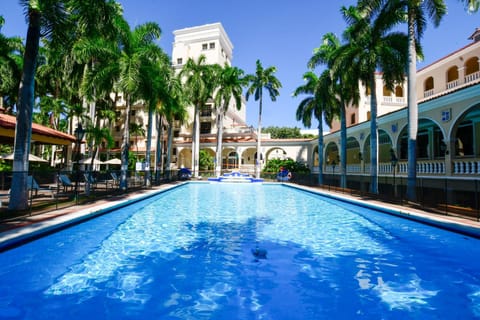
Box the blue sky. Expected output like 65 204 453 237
1 1 478 130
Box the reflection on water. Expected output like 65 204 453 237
1 183 479 319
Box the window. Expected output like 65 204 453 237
174 130 180 138
131 110 136 116
115 126 120 132
177 58 183 65
202 43 208 50
209 42 215 49
200 122 211 134
350 113 356 125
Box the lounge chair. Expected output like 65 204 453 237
58 174 74 192
27 175 56 198
83 172 97 188
110 172 119 186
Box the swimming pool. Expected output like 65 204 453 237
1 183 480 319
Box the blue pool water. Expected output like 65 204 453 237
1 183 480 319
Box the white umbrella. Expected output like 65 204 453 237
0 153 48 163
79 157 104 165
104 158 121 165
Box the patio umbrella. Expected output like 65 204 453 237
79 157 104 165
0 153 48 163
103 158 121 165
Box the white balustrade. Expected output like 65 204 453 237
446 80 458 90
423 89 435 98
453 159 480 175
465 71 480 84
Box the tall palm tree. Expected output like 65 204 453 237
129 122 145 162
180 55 216 178
101 22 162 190
139 50 170 186
293 70 337 185
213 64 247 177
10 0 67 211
246 59 282 178
337 2 408 194
403 0 446 201
309 32 359 190
156 70 187 180
361 0 477 199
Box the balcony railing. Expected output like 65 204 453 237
446 79 459 90
423 89 435 98
453 159 480 174
465 71 480 84
326 160 448 176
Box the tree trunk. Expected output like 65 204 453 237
407 9 418 201
9 10 41 211
166 120 173 180
317 121 324 185
256 91 263 178
340 102 347 189
215 105 225 177
120 95 131 191
145 105 153 187
155 113 162 182
369 74 379 194
191 103 199 177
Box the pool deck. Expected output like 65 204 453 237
1 182 480 251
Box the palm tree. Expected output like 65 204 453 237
139 50 170 186
129 123 145 162
293 70 337 185
10 0 67 211
156 70 187 181
403 0 446 201
180 55 216 178
246 59 282 178
337 2 408 194
309 33 359 190
213 64 247 177
104 22 163 190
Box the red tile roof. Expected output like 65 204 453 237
0 113 76 144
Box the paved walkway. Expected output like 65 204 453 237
1 182 480 250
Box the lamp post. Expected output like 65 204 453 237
390 148 398 198
74 124 85 203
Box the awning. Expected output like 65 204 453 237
0 113 76 145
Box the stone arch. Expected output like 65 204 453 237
266 147 288 161
394 85 403 97
363 129 393 163
346 137 361 164
424 76 434 91
446 65 459 82
465 56 479 76
177 148 192 169
241 147 257 165
224 149 239 169
312 145 319 168
398 118 446 160
450 103 480 158
325 141 339 166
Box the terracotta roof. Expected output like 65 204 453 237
0 113 76 144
